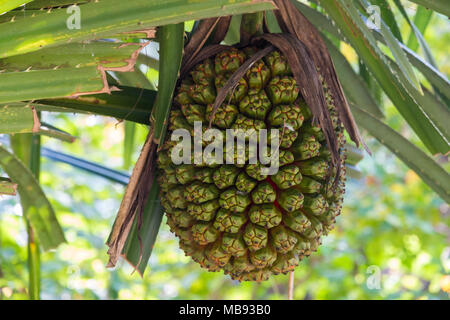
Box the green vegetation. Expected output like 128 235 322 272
0 0 448 299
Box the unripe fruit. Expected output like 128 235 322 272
158 48 346 281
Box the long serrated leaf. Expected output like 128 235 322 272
0 144 65 250
41 147 130 185
294 2 450 108
393 0 436 68
294 2 450 109
400 44 450 104
121 181 163 276
36 86 156 124
406 4 433 52
383 54 450 142
0 9 41 24
121 24 183 272
0 87 154 132
358 61 383 105
0 0 33 15
152 23 184 144
323 36 383 118
351 0 423 94
0 42 144 71
22 0 92 9
0 41 151 104
351 105 450 203
392 0 448 105
406 0 450 17
107 24 184 270
319 0 448 155
0 67 106 104
0 4 155 38
0 0 275 59
370 0 403 42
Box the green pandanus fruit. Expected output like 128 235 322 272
157 47 347 281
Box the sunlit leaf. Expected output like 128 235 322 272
0 0 275 59
0 0 33 15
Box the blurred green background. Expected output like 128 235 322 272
0 4 449 300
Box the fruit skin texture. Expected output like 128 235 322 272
157 47 346 282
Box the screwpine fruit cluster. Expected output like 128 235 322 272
157 47 346 281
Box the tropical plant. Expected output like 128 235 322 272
0 0 448 298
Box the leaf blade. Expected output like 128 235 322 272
351 105 450 203
371 0 403 42
41 147 130 185
122 182 163 276
152 23 185 144
123 121 136 170
351 0 423 94
0 0 275 59
36 86 156 124
294 2 450 107
0 144 65 250
406 0 450 17
319 0 449 155
0 0 33 15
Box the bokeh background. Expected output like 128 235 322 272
0 4 449 300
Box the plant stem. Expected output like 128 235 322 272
26 220 40 300
28 129 41 300
10 124 42 300
288 270 295 300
